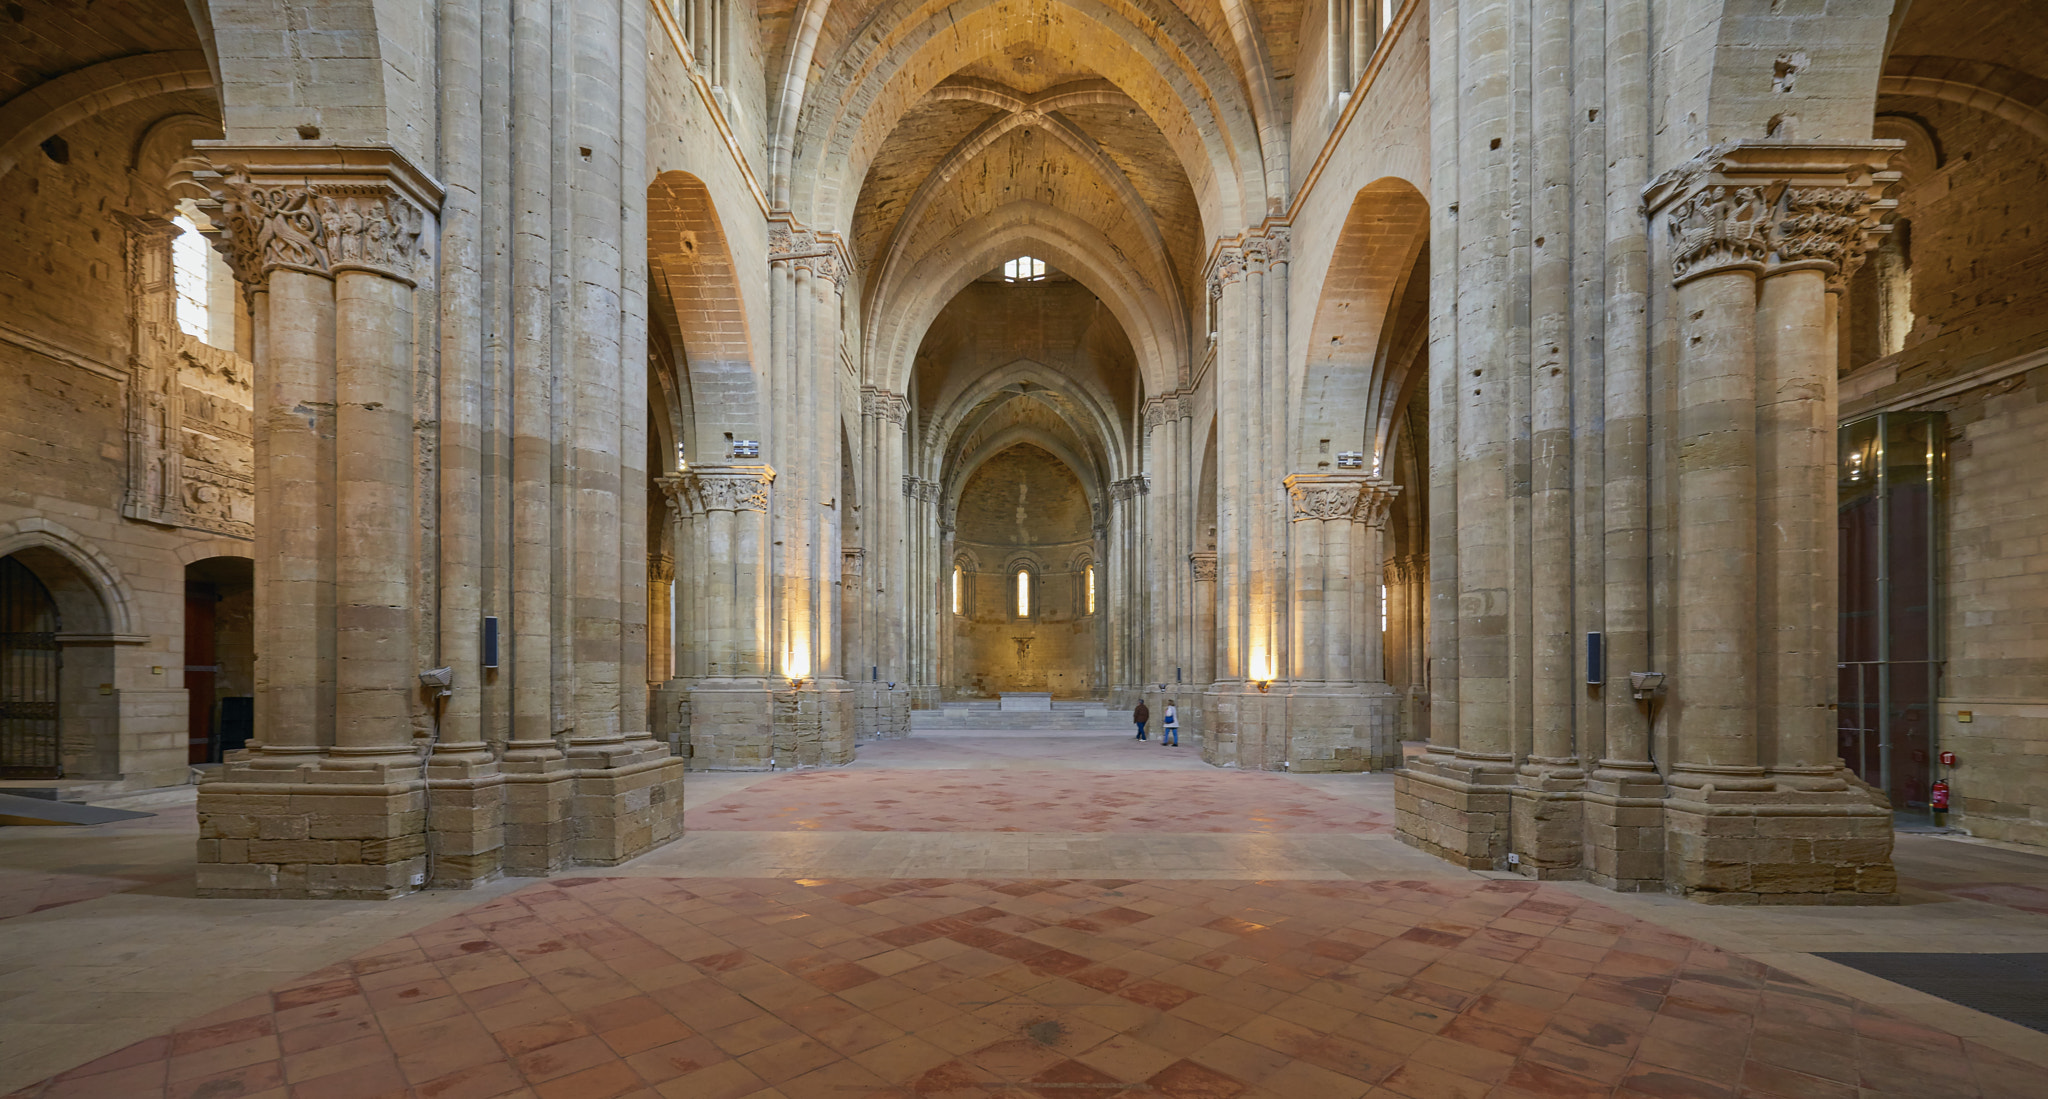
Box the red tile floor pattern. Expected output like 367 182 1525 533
682 771 1395 834
10 876 2040 1099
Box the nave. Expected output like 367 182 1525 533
5 724 2047 1097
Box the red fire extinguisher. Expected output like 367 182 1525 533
1930 781 1950 812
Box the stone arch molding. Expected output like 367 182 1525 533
870 204 1185 395
773 0 1275 237
0 519 140 637
1880 56 2048 145
926 358 1129 483
0 51 214 180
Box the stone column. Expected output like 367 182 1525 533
1202 227 1289 768
766 221 853 767
1189 552 1217 691
682 465 776 769
1281 475 1401 773
1642 143 1898 902
195 152 439 899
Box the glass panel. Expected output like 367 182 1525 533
1016 569 1030 617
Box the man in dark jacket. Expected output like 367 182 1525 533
1133 700 1150 741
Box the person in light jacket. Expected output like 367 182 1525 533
1132 700 1150 741
1161 700 1179 746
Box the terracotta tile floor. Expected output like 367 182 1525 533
683 771 1394 834
10 874 2043 1099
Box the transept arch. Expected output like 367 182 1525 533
869 204 1184 395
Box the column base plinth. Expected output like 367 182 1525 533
1394 753 1518 870
1662 777 1897 904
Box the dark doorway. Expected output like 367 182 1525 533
1838 412 1942 811
184 557 254 765
0 555 62 778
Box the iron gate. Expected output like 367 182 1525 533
0 556 61 778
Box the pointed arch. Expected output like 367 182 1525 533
1297 177 1430 470
649 171 763 463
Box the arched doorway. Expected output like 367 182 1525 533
184 556 254 764
0 556 62 778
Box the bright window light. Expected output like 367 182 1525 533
952 566 962 615
1015 569 1031 617
171 214 210 339
1002 256 1045 282
1085 564 1096 615
1380 584 1388 633
1381 0 1395 33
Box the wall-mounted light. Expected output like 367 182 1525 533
730 439 761 459
1336 451 1366 470
1629 671 1666 701
1256 679 1272 694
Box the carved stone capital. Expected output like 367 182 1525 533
1188 551 1217 582
862 386 907 424
1665 185 1771 284
1243 226 1290 269
1109 474 1150 503
1207 245 1244 298
684 464 775 512
842 548 865 576
769 216 846 286
1644 141 1902 289
1284 473 1401 524
201 148 438 288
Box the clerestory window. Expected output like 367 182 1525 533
1002 256 1046 282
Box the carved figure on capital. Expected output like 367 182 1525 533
1289 481 1362 522
1353 482 1399 530
209 169 428 287
211 170 324 285
1768 185 1883 289
1667 185 1769 283
690 467 774 512
1188 553 1218 582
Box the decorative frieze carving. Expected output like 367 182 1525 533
209 169 428 287
842 548 865 576
1188 552 1217 582
120 215 255 539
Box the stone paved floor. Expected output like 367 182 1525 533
4 731 2048 1097
682 768 1395 833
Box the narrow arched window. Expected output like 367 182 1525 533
951 565 963 615
171 214 210 340
1085 564 1096 615
1015 568 1031 618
